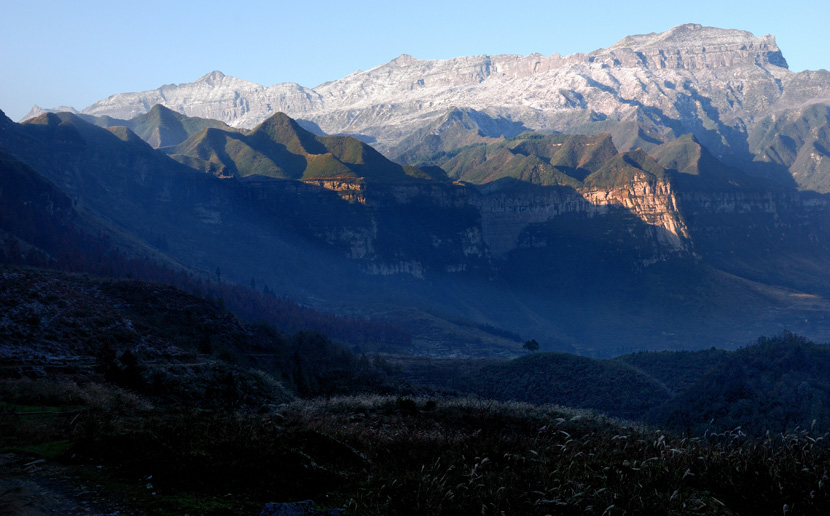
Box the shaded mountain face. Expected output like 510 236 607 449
0 150 81 266
748 104 830 191
435 129 830 303
3 108 830 356
440 132 630 187
0 110 517 355
26 24 830 190
386 107 530 165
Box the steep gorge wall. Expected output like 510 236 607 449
300 176 693 272
240 171 829 285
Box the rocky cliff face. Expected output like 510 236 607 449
602 24 787 70
273 175 691 286
256 171 692 275
302 166 830 291
581 178 690 250
464 177 689 258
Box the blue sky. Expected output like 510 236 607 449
2 0 828 121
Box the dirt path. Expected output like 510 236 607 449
0 453 144 516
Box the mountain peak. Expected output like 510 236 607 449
146 103 178 119
610 24 761 50
145 103 193 124
196 70 227 84
252 112 326 156
20 104 80 122
26 112 64 127
148 103 174 113
390 54 417 66
255 111 301 133
603 23 787 69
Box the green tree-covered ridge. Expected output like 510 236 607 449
167 112 439 182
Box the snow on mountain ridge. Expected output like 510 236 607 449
609 23 771 51
602 23 787 70
20 24 822 158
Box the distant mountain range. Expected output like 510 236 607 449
23 24 830 192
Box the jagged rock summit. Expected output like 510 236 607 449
602 23 787 69
21 104 81 120
23 24 830 189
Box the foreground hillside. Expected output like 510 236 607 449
4 263 828 434
396 332 830 435
0 266 415 413
2 265 830 514
3 387 829 515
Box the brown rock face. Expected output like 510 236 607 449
470 178 690 258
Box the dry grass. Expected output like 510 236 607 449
285 396 830 515
2 384 829 515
